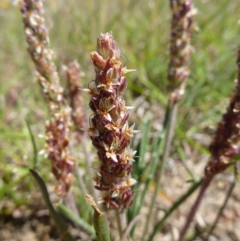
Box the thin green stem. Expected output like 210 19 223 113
63 191 80 218
141 101 178 241
178 176 213 241
129 113 167 238
115 210 125 240
148 178 203 241
121 215 140 241
74 165 88 197
129 126 166 237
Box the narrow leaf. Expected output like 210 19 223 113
58 204 95 236
128 114 152 221
30 169 76 241
86 194 111 241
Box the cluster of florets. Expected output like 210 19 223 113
20 0 75 195
205 50 240 177
86 33 137 209
205 85 240 176
44 111 75 195
167 0 197 102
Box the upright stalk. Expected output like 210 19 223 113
86 33 138 240
179 35 240 241
115 210 124 240
148 178 203 241
20 0 75 196
204 165 237 240
160 101 179 173
178 176 212 241
141 100 178 241
142 1 196 239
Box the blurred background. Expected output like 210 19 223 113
0 0 240 240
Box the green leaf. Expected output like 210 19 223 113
93 212 111 241
29 169 76 241
58 204 95 236
128 106 171 236
128 114 152 221
86 195 111 241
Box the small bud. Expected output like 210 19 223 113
97 32 120 60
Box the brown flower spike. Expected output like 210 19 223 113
167 0 197 103
86 33 137 209
205 48 240 177
20 0 75 195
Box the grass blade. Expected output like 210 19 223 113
58 204 95 236
127 114 152 221
30 169 76 241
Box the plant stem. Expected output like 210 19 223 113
141 100 178 241
115 210 125 240
178 176 213 241
129 125 166 237
161 101 179 175
148 178 203 241
121 215 140 241
63 191 80 218
75 166 88 196
204 165 237 240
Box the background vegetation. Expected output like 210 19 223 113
1 0 240 240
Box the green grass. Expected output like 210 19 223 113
0 1 240 237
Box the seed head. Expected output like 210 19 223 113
20 0 75 195
88 33 137 209
167 0 197 103
205 48 240 177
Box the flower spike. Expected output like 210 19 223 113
88 33 137 209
